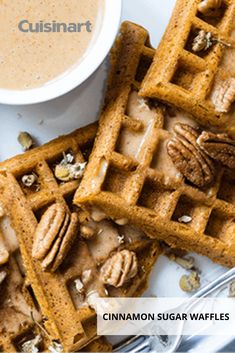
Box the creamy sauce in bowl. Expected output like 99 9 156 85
0 0 104 90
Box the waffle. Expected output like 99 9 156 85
0 227 47 353
0 228 111 353
79 337 112 353
0 226 112 353
140 0 235 129
74 21 235 268
0 231 112 353
0 123 160 352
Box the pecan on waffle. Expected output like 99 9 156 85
140 0 235 129
0 123 160 352
0 215 112 353
0 228 111 353
74 21 235 268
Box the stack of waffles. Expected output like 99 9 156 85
0 0 234 351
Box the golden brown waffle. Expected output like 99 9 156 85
74 21 235 268
1 125 96 351
0 226 112 353
0 123 160 352
79 337 112 352
140 0 235 128
0 227 47 353
0 225 111 353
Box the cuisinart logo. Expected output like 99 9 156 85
18 20 92 33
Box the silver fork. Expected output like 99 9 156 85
113 267 235 353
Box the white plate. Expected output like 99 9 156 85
0 0 231 349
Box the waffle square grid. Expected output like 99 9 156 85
75 21 235 268
140 0 235 128
0 123 160 351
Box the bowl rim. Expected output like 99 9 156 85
0 0 122 105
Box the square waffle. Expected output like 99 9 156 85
0 123 160 352
140 0 235 128
74 21 235 268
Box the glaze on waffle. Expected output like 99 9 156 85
0 227 46 353
0 123 160 352
140 0 235 128
0 224 112 353
74 21 235 268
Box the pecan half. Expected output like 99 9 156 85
100 250 138 288
32 203 79 272
212 78 235 113
167 123 215 187
197 131 235 169
197 0 222 17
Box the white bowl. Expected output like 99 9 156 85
0 0 122 105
